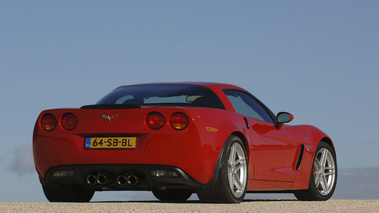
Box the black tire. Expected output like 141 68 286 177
152 189 192 202
197 135 248 203
43 185 95 202
294 141 337 201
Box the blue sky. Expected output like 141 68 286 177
1 1 378 202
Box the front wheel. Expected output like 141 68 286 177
294 141 337 201
197 135 248 203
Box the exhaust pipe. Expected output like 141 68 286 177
117 174 140 186
127 175 140 186
117 175 128 186
87 175 97 185
97 173 107 185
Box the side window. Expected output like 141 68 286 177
224 90 274 123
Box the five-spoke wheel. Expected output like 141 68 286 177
227 142 248 198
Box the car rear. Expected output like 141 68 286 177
34 106 220 190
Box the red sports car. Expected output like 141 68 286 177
33 82 337 203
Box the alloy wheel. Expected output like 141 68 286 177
227 143 247 198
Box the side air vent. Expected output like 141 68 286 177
295 144 305 171
243 117 250 129
80 104 141 109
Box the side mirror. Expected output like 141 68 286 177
276 112 294 129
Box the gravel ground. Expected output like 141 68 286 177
1 200 378 213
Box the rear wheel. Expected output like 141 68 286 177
294 141 337 201
197 135 248 203
42 185 94 202
152 189 192 202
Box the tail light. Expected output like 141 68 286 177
62 113 78 130
146 112 165 130
170 112 189 130
41 114 57 131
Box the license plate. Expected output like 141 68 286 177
85 137 137 149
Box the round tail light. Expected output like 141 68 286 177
170 112 189 130
62 113 78 130
41 114 57 131
146 112 165 130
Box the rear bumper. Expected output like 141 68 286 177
42 164 204 191
33 132 218 185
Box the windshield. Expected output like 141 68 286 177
96 84 225 109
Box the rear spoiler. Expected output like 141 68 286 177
80 104 141 109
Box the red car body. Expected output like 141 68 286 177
33 82 336 202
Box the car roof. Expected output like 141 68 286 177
116 82 246 91
112 82 247 112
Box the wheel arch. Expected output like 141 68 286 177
231 131 249 156
317 136 336 158
205 131 249 187
198 132 249 202
321 137 334 150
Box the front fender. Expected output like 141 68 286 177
288 125 334 189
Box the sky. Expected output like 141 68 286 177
1 0 378 202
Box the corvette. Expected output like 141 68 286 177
33 82 337 203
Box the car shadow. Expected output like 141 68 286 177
92 199 298 204
243 199 298 202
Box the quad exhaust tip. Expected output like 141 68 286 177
87 173 140 186
117 175 128 185
126 175 140 186
86 173 109 185
117 175 140 186
86 174 97 185
97 173 107 185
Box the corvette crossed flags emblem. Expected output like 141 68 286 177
101 114 118 122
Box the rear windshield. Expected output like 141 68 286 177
96 84 225 109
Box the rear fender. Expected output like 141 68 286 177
187 108 250 186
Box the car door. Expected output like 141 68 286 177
224 90 299 182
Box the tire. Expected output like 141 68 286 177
197 135 248 203
152 189 192 202
43 185 95 202
294 141 337 201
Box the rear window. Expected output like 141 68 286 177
96 84 225 109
